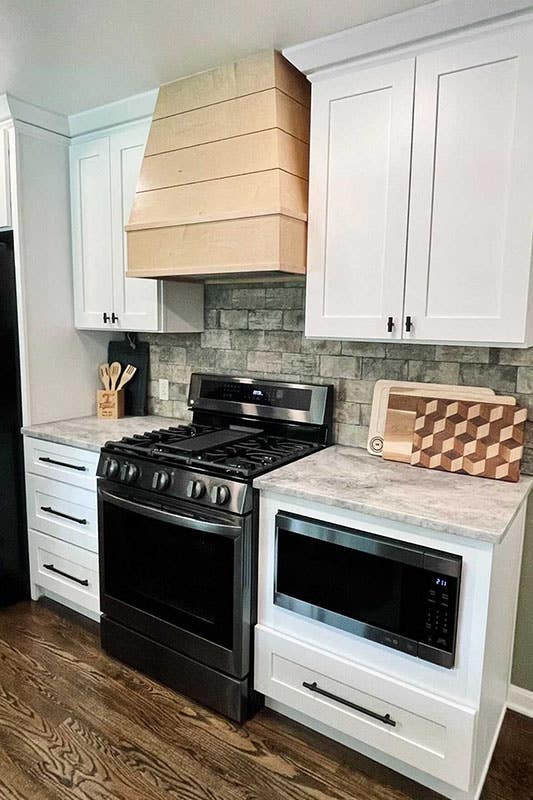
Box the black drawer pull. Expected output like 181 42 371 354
39 457 87 472
43 564 89 586
302 681 396 727
41 507 88 525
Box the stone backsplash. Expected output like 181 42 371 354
140 279 533 472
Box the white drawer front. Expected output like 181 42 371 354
24 437 99 490
26 474 98 553
29 529 99 614
255 625 475 791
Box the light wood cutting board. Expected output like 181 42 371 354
383 392 517 464
367 380 496 456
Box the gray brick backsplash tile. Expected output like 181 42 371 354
220 309 248 330
249 309 283 330
265 286 304 309
517 367 533 394
384 343 436 360
201 329 231 349
435 345 490 363
409 360 460 384
247 350 282 373
264 331 302 353
281 352 318 376
283 310 305 331
460 363 517 392
230 330 265 350
140 278 533 473
320 355 360 378
342 342 386 357
232 287 266 308
301 338 342 355
363 358 408 381
215 349 247 371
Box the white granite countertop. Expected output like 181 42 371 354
253 445 533 544
22 415 189 452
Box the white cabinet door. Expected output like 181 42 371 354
0 127 11 228
110 123 159 332
404 27 533 345
306 59 414 340
70 137 113 329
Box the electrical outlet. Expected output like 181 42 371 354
159 378 169 401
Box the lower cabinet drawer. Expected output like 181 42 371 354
29 529 99 615
255 625 476 791
26 474 97 553
24 436 98 490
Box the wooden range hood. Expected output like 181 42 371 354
126 51 310 279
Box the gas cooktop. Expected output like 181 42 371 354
103 423 319 479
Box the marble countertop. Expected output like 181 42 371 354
253 445 533 544
22 415 189 452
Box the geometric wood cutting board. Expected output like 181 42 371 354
382 392 517 464
410 397 527 482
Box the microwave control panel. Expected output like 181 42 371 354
421 573 457 652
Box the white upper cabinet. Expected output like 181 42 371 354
109 123 159 331
306 60 414 340
70 120 203 333
71 136 114 329
305 23 533 346
0 126 12 229
404 28 533 345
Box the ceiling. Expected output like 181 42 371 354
0 0 436 116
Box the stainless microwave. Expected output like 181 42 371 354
274 512 462 668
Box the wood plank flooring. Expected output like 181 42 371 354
0 600 531 800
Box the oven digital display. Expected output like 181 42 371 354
199 379 313 411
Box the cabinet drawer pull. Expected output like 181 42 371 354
39 457 87 472
387 316 394 333
43 563 89 586
302 681 396 727
405 315 413 332
40 506 88 525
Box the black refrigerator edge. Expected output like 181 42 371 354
0 230 29 605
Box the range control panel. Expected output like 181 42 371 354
421 574 457 653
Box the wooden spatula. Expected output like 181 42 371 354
99 363 111 390
116 364 137 391
109 362 122 391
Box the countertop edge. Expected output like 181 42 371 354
21 428 102 453
253 474 533 545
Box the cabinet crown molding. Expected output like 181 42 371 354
283 0 533 75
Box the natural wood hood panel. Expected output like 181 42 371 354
145 89 310 156
137 129 309 191
126 215 307 277
154 50 310 118
127 170 308 230
128 50 310 278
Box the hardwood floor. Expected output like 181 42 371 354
0 601 531 800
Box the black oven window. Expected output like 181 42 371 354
103 503 235 649
276 528 423 641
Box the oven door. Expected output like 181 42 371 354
98 481 251 678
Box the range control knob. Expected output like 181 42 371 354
125 464 139 484
152 470 171 491
186 479 205 499
105 458 120 478
210 485 231 505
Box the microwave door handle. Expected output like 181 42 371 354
98 488 242 538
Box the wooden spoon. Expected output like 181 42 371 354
99 363 111 390
109 362 122 391
116 364 137 391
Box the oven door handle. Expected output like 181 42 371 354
98 487 243 537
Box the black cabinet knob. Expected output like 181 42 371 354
103 312 110 323
405 315 413 332
111 312 119 323
387 316 394 333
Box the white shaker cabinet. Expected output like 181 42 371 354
403 29 533 345
305 24 533 347
70 121 203 333
306 59 414 340
0 127 11 228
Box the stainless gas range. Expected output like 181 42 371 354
97 374 333 722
